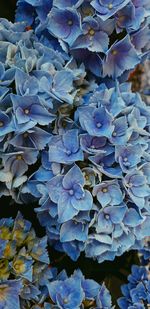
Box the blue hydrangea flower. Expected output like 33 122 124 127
47 276 84 308
0 111 14 137
123 207 143 227
35 69 76 105
110 116 132 145
79 106 114 138
115 2 145 33
123 169 150 209
47 7 81 46
93 180 123 207
47 164 93 223
16 0 53 24
127 106 149 136
9 127 51 150
80 133 107 154
89 150 123 178
91 0 131 21
103 35 140 78
11 94 56 126
115 144 143 173
15 69 39 96
0 148 38 179
131 23 150 52
71 48 103 76
60 218 89 242
26 167 54 199
72 16 109 52
0 280 22 309
118 265 150 309
48 129 83 164
96 204 127 234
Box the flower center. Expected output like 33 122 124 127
108 3 113 9
14 260 25 273
63 298 69 304
23 132 28 138
128 182 133 188
0 121 4 127
69 189 74 196
112 131 117 136
88 28 95 36
83 7 94 16
96 122 102 128
68 19 73 26
66 149 72 156
16 155 23 160
4 244 11 257
105 214 110 220
102 187 108 193
111 49 118 55
85 174 89 180
119 15 125 22
24 108 30 115
123 157 128 162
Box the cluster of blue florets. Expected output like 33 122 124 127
0 0 150 307
118 264 150 308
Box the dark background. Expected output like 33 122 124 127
0 0 16 22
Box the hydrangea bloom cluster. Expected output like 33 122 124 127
0 213 113 309
34 82 150 262
0 212 55 308
118 264 150 308
0 1 150 308
0 0 149 264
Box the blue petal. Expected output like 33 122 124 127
63 164 84 189
58 191 78 223
60 220 88 242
